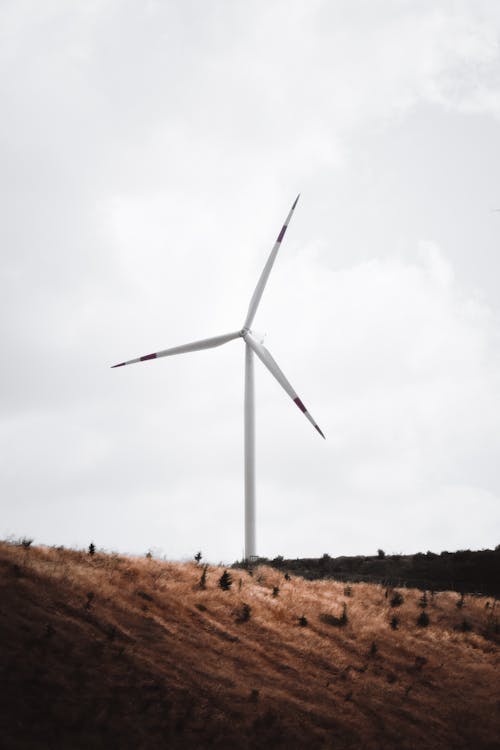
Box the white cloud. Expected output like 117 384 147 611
1 1 499 559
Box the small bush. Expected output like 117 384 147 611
284 573 291 581
199 564 208 590
416 611 429 628
299 615 308 627
390 591 404 608
194 551 202 564
137 590 154 602
219 570 233 591
343 585 352 597
369 641 378 658
456 593 465 609
20 537 33 549
377 549 385 559
390 615 399 630
459 618 472 632
85 592 94 610
320 603 347 628
88 543 95 556
272 586 280 598
237 603 251 623
419 591 428 609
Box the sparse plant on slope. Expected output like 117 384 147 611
272 586 280 598
419 591 428 608
456 592 465 609
194 551 202 564
390 591 404 608
299 615 308 627
85 592 94 611
236 603 251 623
416 611 429 628
19 537 33 549
88 543 95 556
390 615 399 630
219 570 232 591
199 564 208 590
320 603 348 628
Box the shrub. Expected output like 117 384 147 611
390 591 404 608
369 641 378 657
299 615 308 627
272 586 280 598
459 618 472 632
199 564 208 590
88 543 95 556
456 593 465 609
416 611 429 628
219 570 233 591
419 591 428 609
284 573 291 581
343 585 352 597
390 615 399 630
237 603 251 623
85 592 94 610
320 603 347 628
137 590 154 602
194 551 202 564
20 537 33 549
377 549 385 559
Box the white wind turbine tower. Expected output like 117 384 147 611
112 195 324 560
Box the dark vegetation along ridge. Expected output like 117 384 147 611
240 546 500 597
1 541 499 750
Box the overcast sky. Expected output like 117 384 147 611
1 1 500 562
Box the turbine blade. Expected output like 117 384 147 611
244 333 325 438
111 331 241 368
244 194 300 329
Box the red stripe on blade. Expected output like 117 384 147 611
294 397 307 413
140 353 157 362
277 225 287 242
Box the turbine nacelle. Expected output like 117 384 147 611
242 328 265 345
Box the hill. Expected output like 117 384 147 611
0 541 499 749
253 547 500 596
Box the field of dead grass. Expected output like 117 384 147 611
0 541 498 749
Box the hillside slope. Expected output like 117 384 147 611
0 542 498 749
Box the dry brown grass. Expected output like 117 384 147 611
0 542 498 749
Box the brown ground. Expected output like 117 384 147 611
0 542 498 749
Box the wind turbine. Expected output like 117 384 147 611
112 195 324 560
